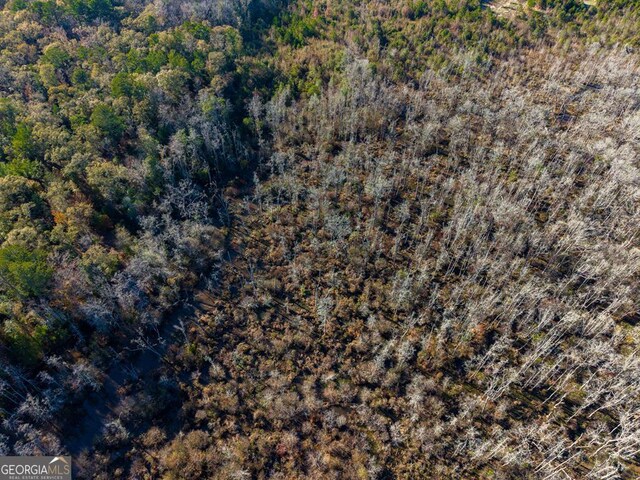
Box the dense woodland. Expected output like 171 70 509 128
0 0 639 478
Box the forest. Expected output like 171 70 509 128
0 0 639 478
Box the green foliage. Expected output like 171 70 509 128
9 0 29 11
11 123 39 161
65 0 117 21
182 21 212 41
528 11 548 37
85 160 134 213
27 0 65 25
43 44 70 68
168 50 190 71
1 311 66 367
275 13 320 48
90 104 125 141
408 0 430 19
143 50 167 73
2 318 48 366
71 67 90 85
81 244 121 277
0 176 48 243
0 101 16 137
111 72 143 98
0 245 52 298
0 100 16 161
0 158 42 180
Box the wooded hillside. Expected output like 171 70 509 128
0 0 639 478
